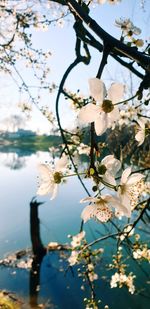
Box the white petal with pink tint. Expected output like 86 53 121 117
135 130 145 146
78 103 99 124
121 167 132 184
55 154 68 171
89 78 106 103
108 83 124 103
101 155 121 175
95 113 108 135
126 173 144 185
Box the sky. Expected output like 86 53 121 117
0 0 149 134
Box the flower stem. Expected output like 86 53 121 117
63 172 86 178
114 93 137 106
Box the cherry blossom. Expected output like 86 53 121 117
110 272 135 294
99 154 121 186
37 155 68 200
68 251 79 266
68 231 86 266
80 195 128 223
133 246 150 262
135 118 146 146
78 78 124 136
118 167 144 217
115 18 141 36
98 0 121 4
70 231 86 248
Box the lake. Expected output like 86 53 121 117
0 150 150 309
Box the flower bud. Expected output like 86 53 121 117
90 168 95 176
92 185 98 192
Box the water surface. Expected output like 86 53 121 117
0 150 150 309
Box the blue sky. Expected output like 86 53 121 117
0 0 149 133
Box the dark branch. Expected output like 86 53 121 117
67 0 150 72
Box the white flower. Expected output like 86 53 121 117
108 0 121 3
120 225 134 241
133 247 150 262
70 231 85 248
118 167 144 217
98 0 107 4
68 250 79 266
88 272 98 282
118 110 130 126
98 0 121 4
110 272 135 294
110 272 120 288
80 195 128 223
78 78 124 136
37 155 68 200
124 225 134 236
78 143 90 155
99 155 121 185
133 249 142 260
115 18 141 36
88 263 94 271
135 118 146 146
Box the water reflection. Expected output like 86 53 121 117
0 149 150 309
0 147 86 308
1 152 26 170
29 197 46 308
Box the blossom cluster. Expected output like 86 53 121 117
80 163 144 223
115 18 144 47
133 234 150 262
133 246 150 262
37 150 144 223
110 272 136 294
119 225 134 242
109 247 136 294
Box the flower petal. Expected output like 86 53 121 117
135 130 145 146
89 78 106 103
103 173 116 186
81 204 95 223
106 195 131 217
118 193 131 217
37 182 52 195
80 197 99 204
108 106 120 125
137 118 146 129
127 173 144 185
50 183 58 200
78 103 99 124
93 204 112 222
101 155 121 175
38 164 52 181
121 167 131 184
101 155 114 165
98 0 106 4
108 83 124 103
55 154 68 171
95 113 108 135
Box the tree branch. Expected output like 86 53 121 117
66 0 150 72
